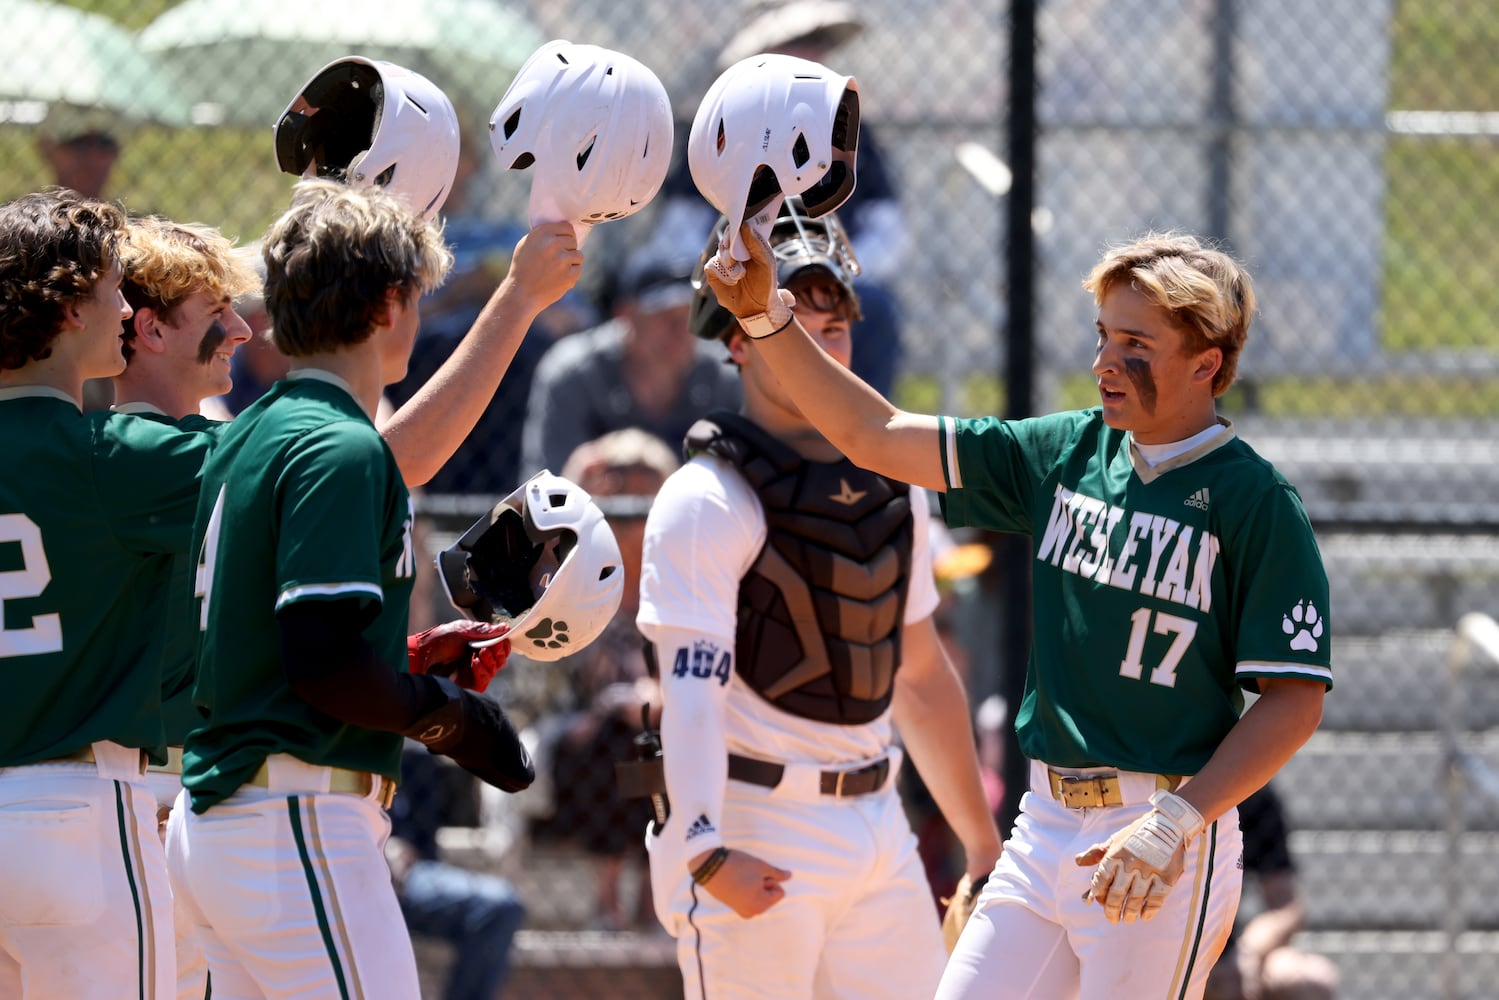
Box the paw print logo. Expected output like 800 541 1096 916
1281 601 1323 653
524 617 570 651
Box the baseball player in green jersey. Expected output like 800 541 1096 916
163 179 553 999
0 188 213 999
705 228 1330 1000
112 215 260 1000
119 191 575 994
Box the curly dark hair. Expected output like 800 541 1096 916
0 188 126 371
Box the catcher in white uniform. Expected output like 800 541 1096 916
636 196 1001 1000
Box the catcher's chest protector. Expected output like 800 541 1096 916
686 413 913 725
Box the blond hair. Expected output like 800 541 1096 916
1082 231 1256 396
121 217 260 324
262 178 453 356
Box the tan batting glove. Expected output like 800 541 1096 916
1075 790 1204 924
703 223 797 338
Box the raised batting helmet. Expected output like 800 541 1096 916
275 57 460 221
489 40 673 245
687 53 859 263
437 471 624 663
689 195 862 342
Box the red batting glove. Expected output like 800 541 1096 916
407 620 512 692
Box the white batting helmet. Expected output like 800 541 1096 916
688 53 859 263
274 56 460 221
437 470 625 663
489 40 674 246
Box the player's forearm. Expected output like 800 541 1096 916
749 321 943 489
891 633 1002 873
381 283 545 486
277 600 446 731
1179 678 1325 824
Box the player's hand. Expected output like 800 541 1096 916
407 620 511 692
1075 792 1204 924
691 847 792 919
704 223 796 337
505 221 584 313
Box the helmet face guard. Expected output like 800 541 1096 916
275 56 460 220
437 471 625 662
689 195 861 342
688 53 860 262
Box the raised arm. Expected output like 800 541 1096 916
707 224 946 491
381 222 582 486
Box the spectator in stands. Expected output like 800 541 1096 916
388 745 527 1000
37 107 121 200
1205 784 1341 1000
520 243 740 476
540 429 680 930
649 0 910 396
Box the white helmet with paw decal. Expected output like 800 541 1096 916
438 471 624 663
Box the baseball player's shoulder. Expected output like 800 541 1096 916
648 453 759 534
1209 429 1307 502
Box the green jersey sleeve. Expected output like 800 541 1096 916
272 420 392 612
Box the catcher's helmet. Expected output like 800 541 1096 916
689 195 862 342
437 471 624 663
489 40 673 246
274 56 460 221
688 53 859 264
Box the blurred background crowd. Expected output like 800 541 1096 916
9 1 1499 997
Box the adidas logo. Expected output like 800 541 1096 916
685 814 715 841
1184 488 1210 510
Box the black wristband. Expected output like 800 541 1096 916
692 846 730 885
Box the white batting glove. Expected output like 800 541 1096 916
1075 790 1204 924
704 223 796 339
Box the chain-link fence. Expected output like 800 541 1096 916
11 0 1499 996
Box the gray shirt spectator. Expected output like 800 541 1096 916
521 259 741 475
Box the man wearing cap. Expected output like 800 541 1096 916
520 245 742 477
36 105 122 200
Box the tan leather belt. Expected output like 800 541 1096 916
147 746 185 776
43 745 149 773
1047 768 1180 809
728 753 891 798
248 762 397 810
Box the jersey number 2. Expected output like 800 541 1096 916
1119 608 1197 688
0 513 63 657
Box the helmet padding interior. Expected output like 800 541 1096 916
280 61 383 179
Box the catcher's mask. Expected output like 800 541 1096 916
437 471 624 663
689 194 862 343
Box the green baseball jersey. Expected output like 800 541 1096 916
114 405 230 749
939 409 1332 776
0 388 211 765
184 373 416 811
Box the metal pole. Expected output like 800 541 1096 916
996 0 1037 842
1207 0 1238 245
